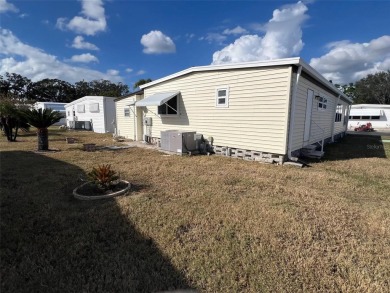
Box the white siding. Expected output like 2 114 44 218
291 75 344 151
65 96 116 133
142 67 292 155
115 94 143 140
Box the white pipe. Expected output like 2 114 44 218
331 95 341 142
287 65 302 161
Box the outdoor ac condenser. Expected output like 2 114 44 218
160 130 197 154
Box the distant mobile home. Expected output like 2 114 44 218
34 102 67 126
65 96 116 133
348 104 390 130
116 58 352 163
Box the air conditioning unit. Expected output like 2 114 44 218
160 130 197 154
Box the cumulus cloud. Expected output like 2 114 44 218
136 70 146 75
141 31 176 54
0 0 18 13
310 35 390 84
212 1 308 64
56 0 107 36
72 36 99 50
0 28 122 83
70 53 98 63
223 26 248 35
125 68 133 73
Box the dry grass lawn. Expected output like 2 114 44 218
1 128 389 292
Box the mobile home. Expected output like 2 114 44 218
34 102 67 126
348 104 390 130
65 96 116 133
116 57 352 162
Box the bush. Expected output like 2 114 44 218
88 164 119 191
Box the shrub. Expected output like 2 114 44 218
88 164 119 191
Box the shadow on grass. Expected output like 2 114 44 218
323 134 388 161
0 151 192 292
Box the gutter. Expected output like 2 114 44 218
287 65 303 161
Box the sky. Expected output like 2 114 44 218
1 0 390 88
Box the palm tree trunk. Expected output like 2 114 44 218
37 128 48 151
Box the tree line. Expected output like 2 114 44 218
0 73 131 103
334 70 390 104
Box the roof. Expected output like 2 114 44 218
65 96 116 108
139 57 352 104
114 89 144 102
351 104 390 109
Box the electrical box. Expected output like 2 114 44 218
144 117 152 126
160 130 197 154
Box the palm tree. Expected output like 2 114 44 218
23 108 62 151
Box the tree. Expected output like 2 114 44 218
22 108 62 151
0 73 32 101
0 95 30 141
355 71 390 104
88 80 130 97
29 79 76 103
335 83 356 100
133 78 152 90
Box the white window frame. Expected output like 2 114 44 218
335 104 343 122
124 108 130 117
76 104 85 113
317 96 327 111
89 103 100 113
215 87 229 108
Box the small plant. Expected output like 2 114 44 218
88 164 119 191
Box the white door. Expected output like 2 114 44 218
304 89 314 142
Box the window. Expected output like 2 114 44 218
335 104 343 122
158 95 178 115
362 116 370 119
352 116 360 120
124 108 130 117
89 103 99 113
77 104 85 113
317 96 327 110
371 116 380 120
216 87 229 108
73 111 76 117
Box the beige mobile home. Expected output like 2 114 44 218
116 58 352 163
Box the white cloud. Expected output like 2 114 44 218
72 36 99 50
136 70 146 75
70 53 99 63
107 69 119 76
212 1 308 64
141 30 176 54
223 26 248 35
185 33 195 43
0 0 18 13
200 33 227 45
125 68 133 73
310 35 390 84
56 0 107 36
0 28 122 83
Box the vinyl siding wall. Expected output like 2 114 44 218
291 74 348 151
142 66 293 155
115 94 143 140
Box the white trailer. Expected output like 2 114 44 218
34 102 67 126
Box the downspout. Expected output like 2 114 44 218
287 65 303 161
331 95 341 142
133 102 136 141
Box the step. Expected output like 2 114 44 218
302 144 317 150
301 150 324 159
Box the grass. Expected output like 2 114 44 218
1 128 390 292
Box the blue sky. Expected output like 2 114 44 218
1 0 389 88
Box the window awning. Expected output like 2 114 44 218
350 109 382 116
136 92 179 107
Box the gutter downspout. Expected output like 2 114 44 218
331 95 341 142
287 65 302 161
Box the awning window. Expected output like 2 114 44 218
136 92 180 107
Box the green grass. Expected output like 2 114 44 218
1 128 389 292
